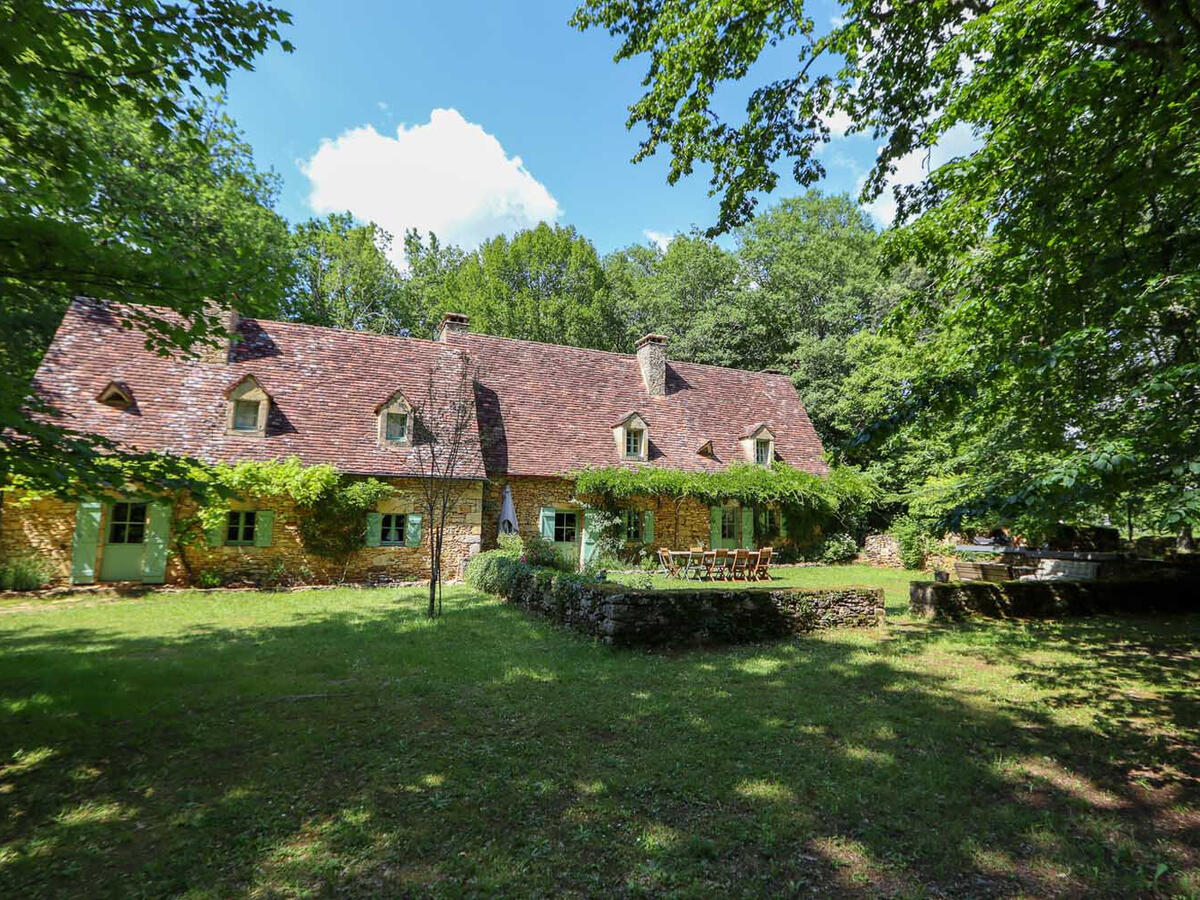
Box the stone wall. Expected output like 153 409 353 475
501 568 885 647
0 494 79 582
909 576 1200 621
0 478 483 587
860 533 902 567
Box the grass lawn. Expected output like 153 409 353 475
0 575 1197 897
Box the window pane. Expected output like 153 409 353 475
125 524 145 544
233 400 259 431
625 511 642 541
129 502 147 524
625 429 642 456
722 507 737 540
756 440 770 464
381 513 404 544
241 511 257 543
226 511 240 542
385 412 408 441
554 511 577 543
110 521 127 544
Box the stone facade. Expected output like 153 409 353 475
499 567 885 647
481 475 762 562
0 478 483 587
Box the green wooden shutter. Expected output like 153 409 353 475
365 512 382 547
70 500 102 584
206 513 225 547
142 501 172 584
539 507 555 541
741 505 755 549
581 515 599 566
254 510 275 547
405 513 423 547
709 506 721 548
643 509 654 546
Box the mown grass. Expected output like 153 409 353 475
0 578 1197 897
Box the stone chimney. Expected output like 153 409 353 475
439 312 470 342
199 300 239 363
635 333 668 396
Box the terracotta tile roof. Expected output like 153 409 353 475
32 301 827 480
448 331 827 477
32 300 487 479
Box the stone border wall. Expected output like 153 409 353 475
910 577 1200 621
501 570 885 647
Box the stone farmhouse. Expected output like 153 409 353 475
1 300 827 585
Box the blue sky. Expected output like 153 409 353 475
224 0 904 263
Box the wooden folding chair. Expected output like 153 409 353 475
659 548 679 577
708 548 727 580
744 550 762 580
730 548 749 580
701 550 716 579
755 547 773 580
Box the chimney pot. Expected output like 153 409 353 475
635 333 668 396
439 312 470 342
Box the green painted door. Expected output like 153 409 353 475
541 507 581 569
710 504 742 549
99 501 148 581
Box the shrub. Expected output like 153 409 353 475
891 516 929 569
815 533 859 563
494 531 562 568
0 556 50 591
197 569 223 588
466 550 532 595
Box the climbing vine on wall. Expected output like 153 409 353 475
573 462 877 535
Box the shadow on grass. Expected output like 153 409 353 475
0 594 1196 897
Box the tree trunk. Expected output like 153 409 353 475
1179 523 1195 552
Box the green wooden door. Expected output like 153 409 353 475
541 507 580 569
99 501 149 581
710 504 742 549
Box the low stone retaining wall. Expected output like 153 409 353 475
502 570 885 648
910 577 1200 621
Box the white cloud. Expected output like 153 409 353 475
860 122 978 225
643 229 673 252
302 108 561 265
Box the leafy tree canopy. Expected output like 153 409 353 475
574 0 1200 531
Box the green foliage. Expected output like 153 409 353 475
809 533 858 564
574 0 1200 534
891 516 929 570
494 531 561 569
465 550 532 596
0 556 50 591
285 213 412 334
441 223 627 351
574 462 877 535
197 570 223 589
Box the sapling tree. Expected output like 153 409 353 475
409 354 483 617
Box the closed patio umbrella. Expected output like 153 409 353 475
498 484 518 536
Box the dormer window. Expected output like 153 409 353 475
625 427 643 459
384 411 409 443
376 390 413 448
739 423 775 465
612 411 649 462
232 399 259 431
225 375 269 437
96 381 133 411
